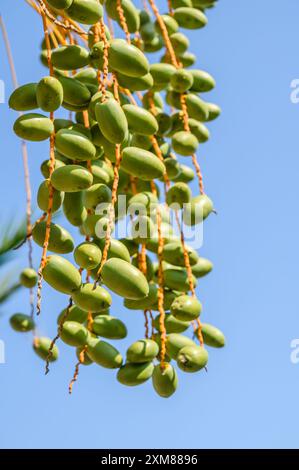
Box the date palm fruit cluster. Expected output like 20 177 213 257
9 0 225 397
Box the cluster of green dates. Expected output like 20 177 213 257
9 0 224 397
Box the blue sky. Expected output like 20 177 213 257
1 0 299 449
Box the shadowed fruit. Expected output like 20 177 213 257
10 314 35 332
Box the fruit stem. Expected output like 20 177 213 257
116 0 131 44
148 0 205 195
168 0 174 16
45 298 73 375
147 0 178 67
156 206 167 370
68 344 88 395
144 310 149 339
98 18 110 99
35 0 87 37
173 212 204 347
37 10 56 316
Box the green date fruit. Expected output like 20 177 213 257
13 114 54 141
170 294 202 321
177 345 208 372
72 283 112 312
43 255 82 294
117 362 154 386
101 258 149 300
86 336 123 368
32 221 74 254
10 313 35 332
33 337 59 362
92 315 127 339
20 268 38 288
152 364 178 398
74 242 102 270
9 83 38 111
51 165 93 192
36 76 63 112
126 339 159 363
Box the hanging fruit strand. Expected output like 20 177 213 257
85 270 94 331
99 18 110 96
151 136 171 189
50 24 68 47
122 88 138 106
134 30 142 49
116 0 131 43
143 310 149 339
180 92 190 131
8 0 222 397
156 206 167 370
82 110 92 175
138 243 150 338
95 72 123 281
128 175 151 340
180 93 205 194
146 93 171 190
65 19 75 46
174 212 195 296
35 0 87 37
147 20 205 346
147 0 178 67
36 10 56 315
27 0 88 47
148 1 205 193
146 1 206 349
151 175 167 367
95 20 123 283
31 213 47 236
49 30 59 49
130 175 137 194
174 212 204 346
95 141 121 281
192 155 205 195
45 297 73 375
168 0 174 16
68 344 88 395
138 243 147 276
149 310 155 338
173 103 205 344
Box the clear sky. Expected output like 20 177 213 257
0 0 299 449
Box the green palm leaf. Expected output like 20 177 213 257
0 276 20 305
0 219 27 305
0 219 27 266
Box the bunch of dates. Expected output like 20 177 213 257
8 0 224 397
